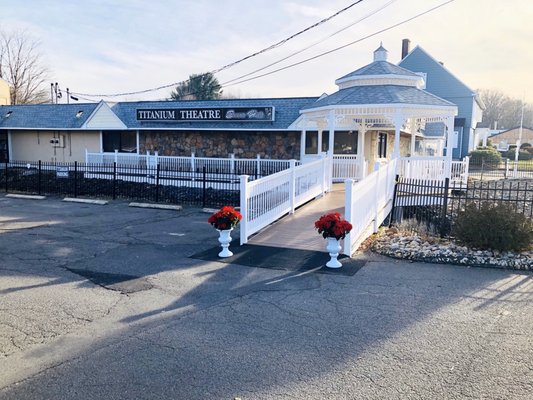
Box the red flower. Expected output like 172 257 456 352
314 212 352 240
208 206 242 230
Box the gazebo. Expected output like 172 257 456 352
291 44 458 182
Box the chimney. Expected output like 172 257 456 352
401 38 411 59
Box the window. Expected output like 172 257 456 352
378 132 387 158
102 130 137 153
334 131 358 154
321 131 329 152
305 131 318 154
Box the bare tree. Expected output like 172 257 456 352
479 89 533 129
0 30 49 104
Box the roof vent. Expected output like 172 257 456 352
5 110 12 118
76 110 84 118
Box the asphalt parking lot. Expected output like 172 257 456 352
1 195 532 399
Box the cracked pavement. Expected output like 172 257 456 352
1 195 532 399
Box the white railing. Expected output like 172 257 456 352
332 155 363 182
240 156 331 244
398 156 447 181
398 156 469 186
343 159 398 256
85 150 296 177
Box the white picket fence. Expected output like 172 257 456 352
85 150 296 176
343 159 398 256
240 156 331 244
332 155 365 182
398 156 469 186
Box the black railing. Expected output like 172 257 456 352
0 160 261 208
390 177 533 236
468 158 533 180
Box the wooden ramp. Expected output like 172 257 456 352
248 184 345 252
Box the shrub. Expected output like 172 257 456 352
469 147 502 164
503 149 533 160
453 202 533 251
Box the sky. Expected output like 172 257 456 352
1 0 532 104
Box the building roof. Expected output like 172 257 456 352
112 97 319 130
0 103 99 129
336 61 421 82
301 85 455 110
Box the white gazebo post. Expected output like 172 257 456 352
300 116 307 161
445 116 455 178
356 119 366 179
327 110 335 184
391 112 405 159
410 118 417 157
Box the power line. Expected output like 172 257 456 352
70 0 366 99
221 0 455 89
221 0 399 86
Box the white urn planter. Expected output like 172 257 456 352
217 228 234 258
325 237 342 268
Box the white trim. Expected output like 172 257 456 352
2 126 297 132
136 130 140 154
81 100 127 130
99 131 103 152
335 74 423 88
300 103 457 116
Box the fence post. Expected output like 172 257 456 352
320 153 326 195
191 152 195 172
463 156 470 185
389 175 400 228
440 177 450 237
343 179 354 256
85 148 88 164
38 160 42 196
289 160 296 214
230 153 235 174
113 162 117 200
504 158 509 179
114 149 118 164
256 154 261 177
202 166 207 207
74 161 78 198
373 165 381 232
239 175 249 245
4 160 8 193
155 151 159 167
155 163 160 203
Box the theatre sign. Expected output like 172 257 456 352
136 107 274 122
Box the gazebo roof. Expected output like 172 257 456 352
336 61 421 82
301 85 455 111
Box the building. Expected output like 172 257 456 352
0 44 457 180
399 39 484 159
489 127 533 151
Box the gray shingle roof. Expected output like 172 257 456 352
301 85 455 110
0 103 98 129
337 61 421 81
112 97 319 130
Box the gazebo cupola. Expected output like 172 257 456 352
334 44 426 90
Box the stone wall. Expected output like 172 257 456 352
140 130 300 159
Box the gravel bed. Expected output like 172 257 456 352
371 228 533 271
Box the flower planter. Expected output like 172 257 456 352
217 228 234 258
325 237 342 268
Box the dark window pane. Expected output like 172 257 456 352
305 131 318 154
102 131 137 153
334 131 357 154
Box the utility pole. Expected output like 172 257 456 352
513 98 525 177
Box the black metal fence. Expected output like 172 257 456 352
0 160 259 207
390 176 533 236
468 158 533 180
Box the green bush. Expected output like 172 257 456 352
502 149 533 160
453 202 533 251
469 147 502 164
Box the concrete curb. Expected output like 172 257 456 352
63 198 109 205
129 202 182 211
6 194 46 200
